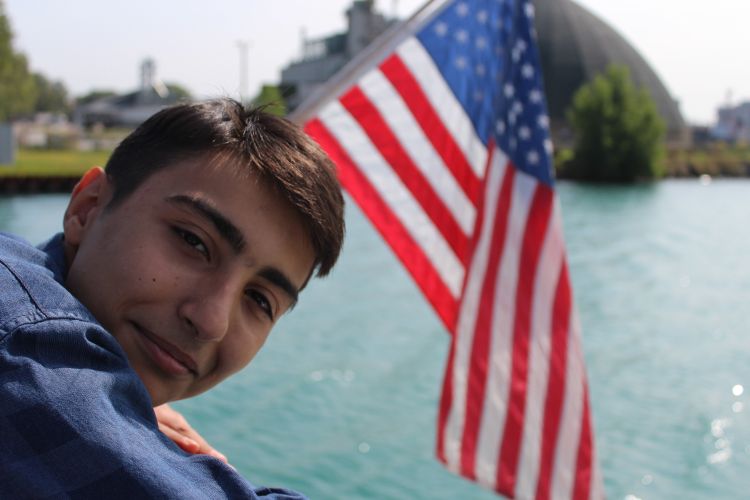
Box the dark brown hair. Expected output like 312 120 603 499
104 98 345 277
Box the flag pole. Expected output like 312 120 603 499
290 0 447 125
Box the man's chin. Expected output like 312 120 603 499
118 328 189 405
132 365 183 407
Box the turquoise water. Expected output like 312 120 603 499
1 179 749 499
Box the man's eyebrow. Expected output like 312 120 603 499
165 195 245 253
259 267 299 307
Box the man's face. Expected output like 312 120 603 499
63 161 315 406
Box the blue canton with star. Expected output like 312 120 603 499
417 0 555 186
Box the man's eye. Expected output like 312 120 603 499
175 228 208 258
247 289 273 320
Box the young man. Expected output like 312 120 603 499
0 99 345 498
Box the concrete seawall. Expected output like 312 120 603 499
0 176 79 194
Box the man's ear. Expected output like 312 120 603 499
63 167 110 247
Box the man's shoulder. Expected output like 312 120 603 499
0 232 47 269
0 232 93 334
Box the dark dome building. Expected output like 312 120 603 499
281 1 687 145
532 0 688 145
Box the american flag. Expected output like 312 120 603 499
293 0 603 498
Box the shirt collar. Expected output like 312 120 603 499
38 232 67 284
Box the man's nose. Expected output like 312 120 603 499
178 282 234 342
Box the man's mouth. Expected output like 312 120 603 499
132 322 198 377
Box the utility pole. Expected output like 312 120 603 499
236 40 251 104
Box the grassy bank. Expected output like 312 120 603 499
0 149 111 177
664 143 750 177
556 143 750 179
6 143 750 180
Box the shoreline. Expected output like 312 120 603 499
2 171 748 195
3 145 749 194
0 176 80 194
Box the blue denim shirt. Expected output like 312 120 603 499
0 232 305 499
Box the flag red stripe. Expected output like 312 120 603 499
436 336 457 463
458 139 495 308
535 261 572 500
339 86 471 264
305 118 459 330
496 184 554 494
459 165 516 479
379 54 483 206
573 384 594 500
436 144 494 464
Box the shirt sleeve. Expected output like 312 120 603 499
0 317 307 500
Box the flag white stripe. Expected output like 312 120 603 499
396 37 487 178
319 101 465 297
443 148 507 472
590 447 603 500
514 200 565 499
358 69 477 236
475 170 537 490
551 311 585 500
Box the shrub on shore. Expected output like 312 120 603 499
562 65 666 182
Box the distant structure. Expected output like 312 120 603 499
532 0 687 146
280 0 395 111
74 59 184 128
281 0 687 146
711 102 750 143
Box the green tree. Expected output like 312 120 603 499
252 84 286 116
565 65 666 182
33 73 71 114
0 0 37 120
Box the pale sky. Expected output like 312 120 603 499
4 0 748 125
